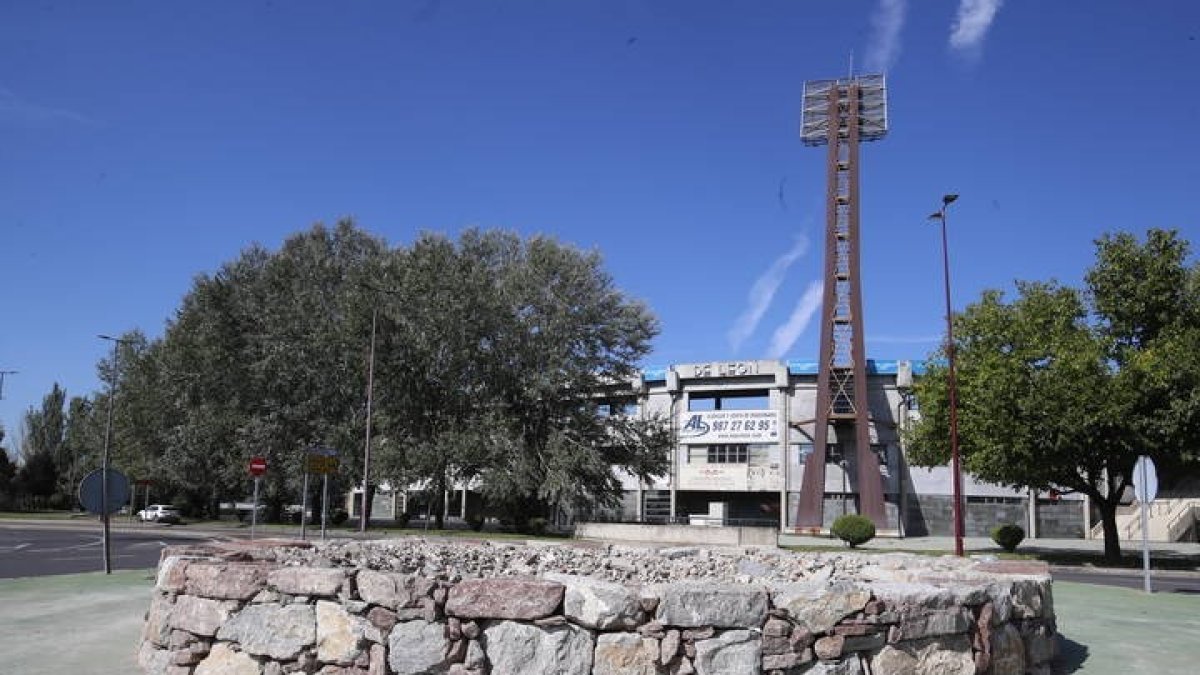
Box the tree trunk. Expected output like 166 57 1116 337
434 472 446 530
1097 497 1123 563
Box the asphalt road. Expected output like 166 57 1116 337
1051 567 1200 594
0 524 208 579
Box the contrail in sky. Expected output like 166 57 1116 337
864 0 907 73
767 280 824 359
728 235 809 354
949 0 1004 54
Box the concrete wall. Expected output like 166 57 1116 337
575 522 777 546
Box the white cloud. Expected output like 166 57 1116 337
949 0 1004 54
766 280 824 359
864 0 907 73
727 235 809 353
0 86 95 126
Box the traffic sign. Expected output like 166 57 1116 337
78 468 131 515
1133 455 1158 503
306 447 339 475
249 456 267 477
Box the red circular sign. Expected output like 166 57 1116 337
249 456 267 476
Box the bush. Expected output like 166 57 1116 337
991 523 1025 552
525 517 549 536
331 509 349 526
466 514 486 531
830 514 876 548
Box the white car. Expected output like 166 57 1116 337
137 504 182 524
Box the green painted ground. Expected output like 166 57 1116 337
1053 581 1200 674
0 569 154 675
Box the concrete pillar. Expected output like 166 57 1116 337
1027 488 1039 539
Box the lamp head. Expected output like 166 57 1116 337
927 212 944 221
942 194 959 206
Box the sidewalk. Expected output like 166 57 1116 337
779 532 1200 564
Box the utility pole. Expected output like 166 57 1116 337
98 335 130 574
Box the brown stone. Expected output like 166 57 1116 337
367 643 387 675
638 620 666 638
460 620 480 640
366 607 397 633
186 562 276 600
682 625 714 641
534 615 568 627
169 595 235 637
446 617 462 640
684 642 697 659
761 634 791 655
640 596 660 613
763 617 791 637
421 596 440 622
762 652 801 670
864 600 885 616
814 635 845 660
790 626 814 650
444 578 564 620
832 623 876 636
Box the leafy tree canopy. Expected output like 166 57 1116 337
906 228 1200 560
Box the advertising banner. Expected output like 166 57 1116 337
677 410 780 445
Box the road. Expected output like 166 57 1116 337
1051 567 1200 594
0 523 213 579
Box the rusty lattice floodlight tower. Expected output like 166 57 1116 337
794 74 889 530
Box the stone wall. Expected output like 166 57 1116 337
138 539 1057 674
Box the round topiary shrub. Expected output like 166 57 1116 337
831 514 876 548
991 523 1025 552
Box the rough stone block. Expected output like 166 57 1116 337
356 570 415 609
318 599 378 664
217 603 316 660
187 562 276 600
656 583 767 628
194 642 261 675
142 593 174 647
593 632 660 675
543 572 641 630
270 567 347 597
169 595 236 637
692 630 761 675
388 620 450 675
814 635 845 660
446 578 565 621
482 620 594 675
771 582 871 634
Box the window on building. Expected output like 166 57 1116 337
597 399 638 417
792 443 814 464
688 390 769 411
707 445 749 463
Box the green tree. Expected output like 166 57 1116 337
907 229 1200 561
18 384 68 502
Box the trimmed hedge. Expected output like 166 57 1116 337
991 523 1025 552
831 514 876 548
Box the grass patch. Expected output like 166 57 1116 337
0 511 82 520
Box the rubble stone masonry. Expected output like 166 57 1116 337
137 538 1057 674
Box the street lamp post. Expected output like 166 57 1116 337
928 194 965 557
98 334 129 574
360 306 377 533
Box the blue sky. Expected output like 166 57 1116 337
2 1 1198 453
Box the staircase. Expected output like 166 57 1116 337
1090 498 1200 542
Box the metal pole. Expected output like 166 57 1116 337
321 473 328 541
251 476 260 541
932 197 965 557
300 470 310 541
360 307 377 533
98 336 123 574
1140 460 1152 593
